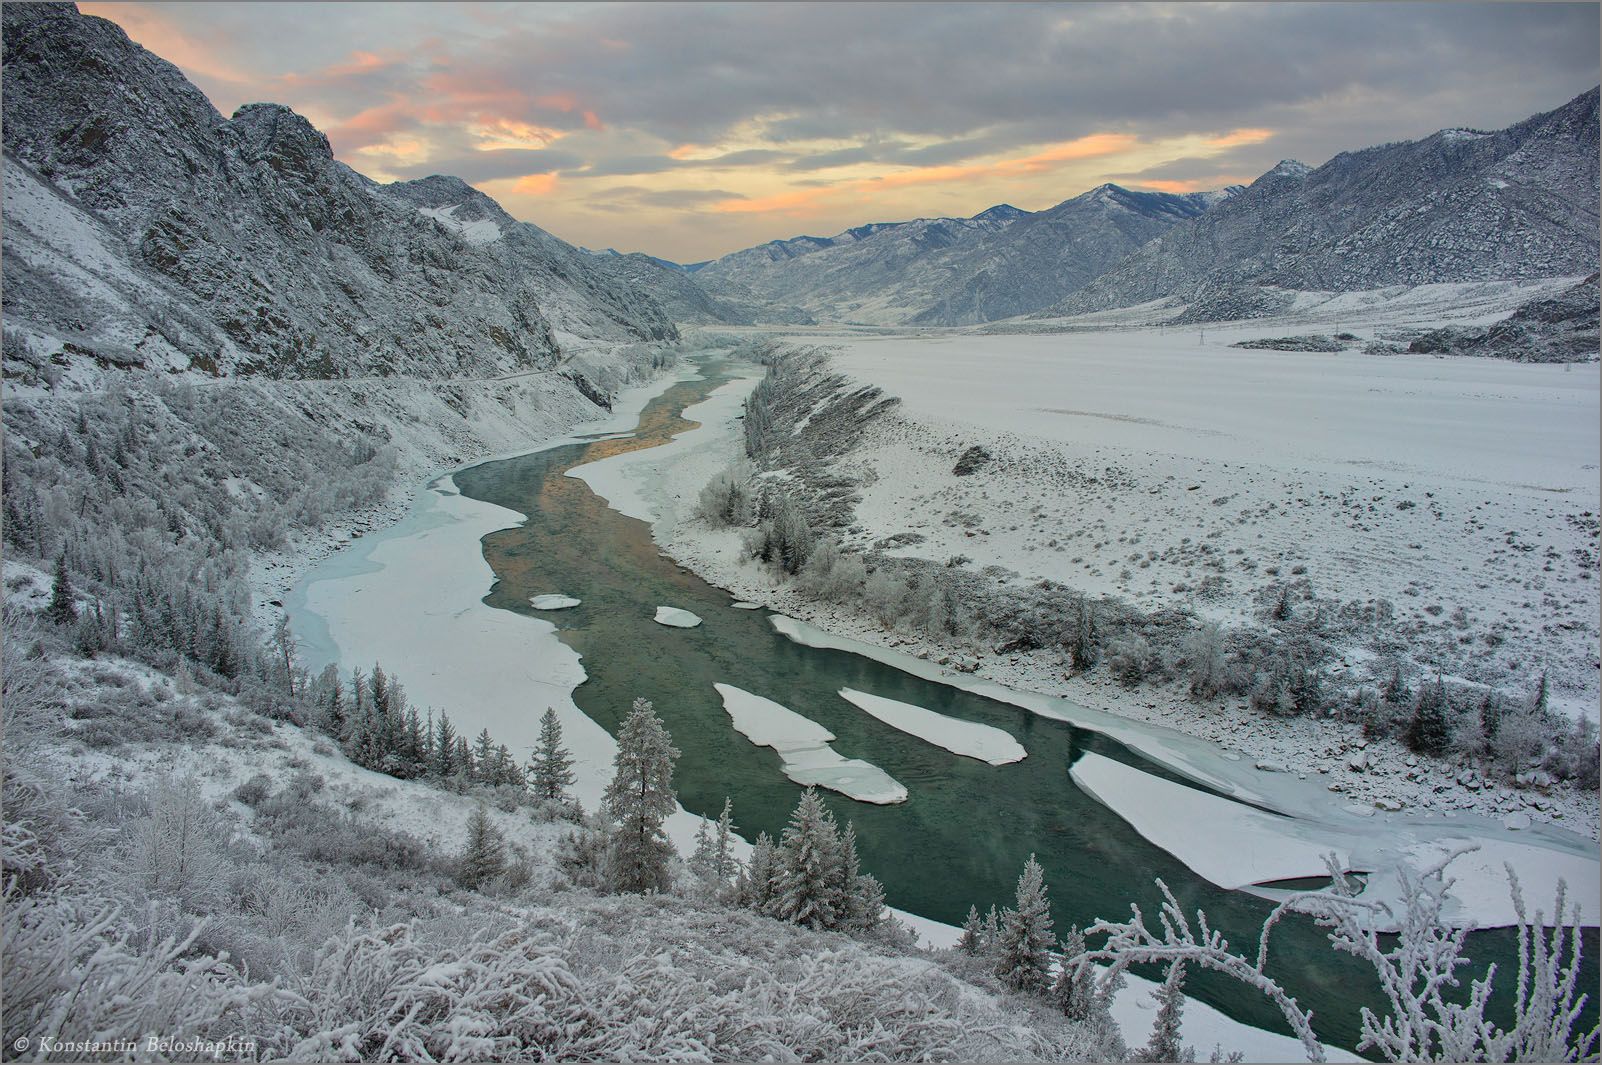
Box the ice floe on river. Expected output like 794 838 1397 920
530 594 581 610
713 683 907 804
654 606 703 628
839 688 1026 765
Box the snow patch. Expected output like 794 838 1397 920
417 203 502 246
838 688 1025 765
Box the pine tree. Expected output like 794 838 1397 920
1054 925 1097 1021
495 744 526 789
1404 674 1450 755
529 706 576 801
433 711 458 777
689 818 718 890
958 905 984 955
457 804 506 890
712 797 737 887
771 787 844 930
46 553 77 627
739 831 779 912
995 854 1055 994
983 904 1000 951
1137 962 1190 1063
472 728 497 783
835 821 883 931
1382 664 1408 707
1533 671 1550 717
1067 596 1097 672
603 697 680 894
1479 692 1502 755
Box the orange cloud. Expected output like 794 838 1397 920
1205 127 1275 149
472 117 567 150
718 132 1138 215
513 173 559 195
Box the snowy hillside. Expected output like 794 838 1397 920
0 4 674 382
694 187 1234 325
1051 89 1601 320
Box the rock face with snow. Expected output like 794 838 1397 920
0 3 674 382
1051 89 1601 321
694 189 1233 325
586 251 756 325
1405 272 1600 362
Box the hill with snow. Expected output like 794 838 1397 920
1 3 675 383
1049 89 1601 321
694 189 1235 325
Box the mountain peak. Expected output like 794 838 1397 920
228 102 335 176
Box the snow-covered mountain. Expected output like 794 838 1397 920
1050 88 1602 321
692 188 1235 325
1 3 675 381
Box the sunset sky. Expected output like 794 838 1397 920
83 2 1600 263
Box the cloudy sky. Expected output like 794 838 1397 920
84 2 1599 263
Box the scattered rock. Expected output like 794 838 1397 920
1254 760 1288 773
953 445 993 476
1503 812 1533 831
1374 798 1405 812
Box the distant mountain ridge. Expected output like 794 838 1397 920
1048 88 1602 321
1 3 674 381
693 186 1237 325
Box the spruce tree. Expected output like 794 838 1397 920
1533 671 1550 717
689 818 718 890
529 706 576 801
958 905 984 955
1382 664 1408 708
995 854 1055 994
433 711 458 777
712 797 737 887
1067 596 1097 672
739 831 779 912
771 787 844 930
46 553 77 627
472 728 497 782
1054 925 1097 1021
1405 674 1450 755
1137 961 1189 1063
603 697 680 894
1479 692 1502 755
457 804 506 890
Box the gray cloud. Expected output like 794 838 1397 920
389 147 586 183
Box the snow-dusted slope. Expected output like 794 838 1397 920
1051 89 1601 321
694 189 1232 325
0 3 674 381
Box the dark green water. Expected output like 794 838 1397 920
455 357 1596 1055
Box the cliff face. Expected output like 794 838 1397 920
2 3 675 382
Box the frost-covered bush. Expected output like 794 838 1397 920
695 468 751 528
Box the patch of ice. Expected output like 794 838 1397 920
530 594 581 610
713 683 907 804
838 688 1025 765
1071 753 1357 890
654 606 703 628
731 601 764 610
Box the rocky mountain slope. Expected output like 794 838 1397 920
1 3 674 383
693 189 1233 325
1050 89 1601 321
1402 272 1600 362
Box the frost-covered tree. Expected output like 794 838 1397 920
457 805 506 890
1137 962 1193 1063
1405 674 1451 755
1082 849 1599 1063
603 698 679 894
771 787 843 930
1187 621 1228 700
696 469 750 527
126 776 232 913
959 905 984 955
737 831 780 912
1054 925 1098 1021
995 854 1055 994
1067 596 1098 672
712 797 738 888
45 553 76 628
529 707 576 801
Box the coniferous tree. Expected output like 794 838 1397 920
712 797 737 888
1479 692 1503 757
1054 925 1097 1021
689 819 718 892
983 904 1000 952
739 830 779 912
472 728 497 782
1382 664 1408 708
46 553 77 627
603 697 680 894
1533 671 1550 717
958 905 984 955
771 787 844 930
836 821 884 932
433 711 458 777
1067 596 1097 672
1405 674 1451 755
1138 962 1191 1062
996 854 1055 994
457 804 506 890
529 706 576 801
